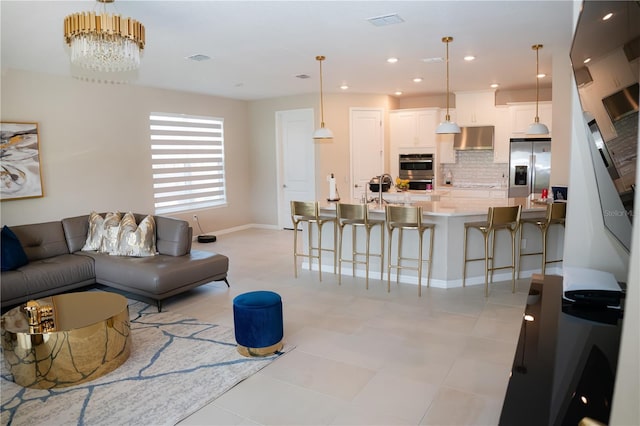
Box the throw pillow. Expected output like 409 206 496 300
81 211 105 251
99 211 122 254
112 213 157 257
1 225 29 271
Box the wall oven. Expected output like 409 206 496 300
399 153 434 190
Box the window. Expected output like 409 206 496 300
150 112 226 214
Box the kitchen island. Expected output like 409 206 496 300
307 194 564 290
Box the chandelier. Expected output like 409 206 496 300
63 0 145 73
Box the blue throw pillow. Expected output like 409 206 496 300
1 225 29 271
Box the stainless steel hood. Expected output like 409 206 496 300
453 126 494 150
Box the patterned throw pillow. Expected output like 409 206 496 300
99 212 122 254
81 211 105 251
112 213 157 257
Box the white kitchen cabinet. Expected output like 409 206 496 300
578 84 618 141
454 90 496 126
509 102 552 135
577 47 638 142
389 108 439 149
437 135 456 164
587 48 636 97
493 105 510 163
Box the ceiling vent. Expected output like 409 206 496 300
367 13 404 27
186 54 211 62
296 74 310 79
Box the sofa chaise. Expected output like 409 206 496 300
1 213 229 311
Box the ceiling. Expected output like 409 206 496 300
0 0 613 102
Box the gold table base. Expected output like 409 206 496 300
237 340 283 357
1 292 131 389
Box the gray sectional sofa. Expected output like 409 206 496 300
1 213 229 311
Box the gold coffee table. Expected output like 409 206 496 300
1 292 131 389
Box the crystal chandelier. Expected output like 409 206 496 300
63 0 145 73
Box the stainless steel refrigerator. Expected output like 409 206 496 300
508 138 551 198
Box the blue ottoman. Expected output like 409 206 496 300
233 291 283 357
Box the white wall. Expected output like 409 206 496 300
0 69 252 233
247 92 398 226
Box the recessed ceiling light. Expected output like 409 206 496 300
394 91 403 96
583 57 591 64
387 57 399 64
422 57 444 63
413 77 423 83
340 84 349 90
186 54 211 62
537 73 546 78
602 12 613 21
490 83 499 88
464 55 475 61
367 13 405 27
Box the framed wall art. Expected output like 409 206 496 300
1 122 44 201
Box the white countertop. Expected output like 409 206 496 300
322 196 549 217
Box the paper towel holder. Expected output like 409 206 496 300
327 173 340 202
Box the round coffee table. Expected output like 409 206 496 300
1 291 131 389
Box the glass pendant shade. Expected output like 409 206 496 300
69 32 141 72
526 120 550 135
313 125 334 139
436 119 461 134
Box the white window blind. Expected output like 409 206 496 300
150 112 226 214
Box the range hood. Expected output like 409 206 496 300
602 82 639 122
453 126 494 150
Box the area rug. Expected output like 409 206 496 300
1 300 292 426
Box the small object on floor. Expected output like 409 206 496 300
197 235 216 243
233 290 283 357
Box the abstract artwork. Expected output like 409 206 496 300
0 122 44 200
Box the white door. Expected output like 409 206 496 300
350 108 384 200
276 108 316 229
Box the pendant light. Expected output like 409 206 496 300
436 36 461 134
526 44 550 135
313 55 334 139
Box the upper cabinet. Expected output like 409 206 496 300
454 90 497 126
389 108 439 149
577 47 639 141
586 48 637 97
509 102 553 136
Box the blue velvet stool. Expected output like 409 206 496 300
233 291 283 357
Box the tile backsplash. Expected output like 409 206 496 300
439 150 509 187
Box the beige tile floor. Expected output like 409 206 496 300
169 228 530 426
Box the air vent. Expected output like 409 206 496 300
422 57 444 63
296 74 311 79
186 54 211 62
367 13 404 27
